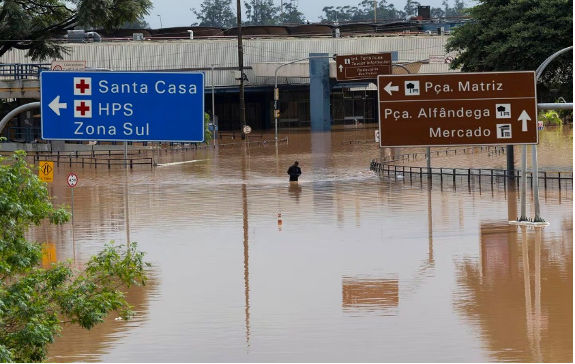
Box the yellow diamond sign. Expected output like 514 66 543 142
39 161 54 182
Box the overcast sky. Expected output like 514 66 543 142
145 0 475 28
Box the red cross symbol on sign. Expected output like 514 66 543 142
74 100 92 118
73 77 92 95
76 102 90 115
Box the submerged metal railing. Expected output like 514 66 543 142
0 63 50 79
31 150 153 169
370 160 573 189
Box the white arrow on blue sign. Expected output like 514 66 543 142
41 71 205 142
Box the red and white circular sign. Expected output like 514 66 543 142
67 173 78 188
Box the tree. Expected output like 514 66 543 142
281 0 305 24
431 7 445 18
244 0 279 25
320 1 402 22
446 0 573 102
442 0 467 17
320 5 360 22
0 0 152 61
192 0 237 28
356 0 377 21
375 0 403 20
362 0 403 21
403 0 421 16
0 151 149 362
121 17 151 29
450 0 467 16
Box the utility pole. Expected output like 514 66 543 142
237 0 247 140
374 0 377 22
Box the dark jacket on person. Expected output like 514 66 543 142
287 165 301 181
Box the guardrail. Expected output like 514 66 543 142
32 151 153 169
370 160 573 190
0 63 50 80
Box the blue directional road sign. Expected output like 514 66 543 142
41 71 205 142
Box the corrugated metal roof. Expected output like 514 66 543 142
1 36 458 87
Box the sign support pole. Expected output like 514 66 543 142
212 64 217 144
71 188 75 225
531 145 541 221
506 145 514 179
518 46 574 223
520 145 527 221
426 147 431 179
67 173 78 224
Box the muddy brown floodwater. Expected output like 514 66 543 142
34 127 571 362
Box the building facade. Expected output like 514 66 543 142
1 32 459 136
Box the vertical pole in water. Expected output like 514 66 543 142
506 145 514 178
71 187 74 225
531 46 573 222
212 64 217 145
520 145 527 220
531 145 542 221
426 147 431 179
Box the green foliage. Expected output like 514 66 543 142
432 0 468 18
192 0 237 28
121 17 151 29
281 0 305 24
204 112 213 143
538 110 562 125
0 0 152 60
0 152 149 362
445 0 573 102
321 0 403 22
404 0 421 16
244 0 279 26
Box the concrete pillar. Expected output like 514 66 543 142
51 140 66 152
309 53 331 132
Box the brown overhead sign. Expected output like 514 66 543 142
336 53 392 81
377 71 538 147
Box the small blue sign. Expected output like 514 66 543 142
41 71 205 142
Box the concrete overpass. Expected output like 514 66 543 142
0 79 40 99
0 60 423 100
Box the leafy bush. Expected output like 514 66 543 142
0 151 149 362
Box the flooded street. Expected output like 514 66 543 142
36 128 571 362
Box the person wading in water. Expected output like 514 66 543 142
287 161 301 182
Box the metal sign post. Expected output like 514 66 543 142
67 173 78 224
515 46 573 224
520 146 527 221
426 147 431 179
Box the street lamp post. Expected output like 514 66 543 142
157 14 163 28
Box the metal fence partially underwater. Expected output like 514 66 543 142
370 145 573 191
